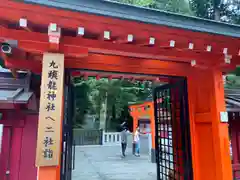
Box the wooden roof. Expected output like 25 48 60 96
0 68 33 104
24 0 240 38
0 0 239 73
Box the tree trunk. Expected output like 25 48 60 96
99 92 108 130
214 8 221 21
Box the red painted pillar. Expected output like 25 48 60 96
187 69 232 180
149 103 155 150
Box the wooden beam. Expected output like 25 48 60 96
98 31 111 41
70 70 170 82
19 18 32 32
135 37 156 47
0 21 8 29
3 57 41 72
0 27 228 65
1 53 190 73
0 27 238 69
190 60 209 70
66 54 194 77
77 27 84 36
3 52 236 76
0 27 88 57
218 55 240 72
48 23 61 51
63 36 225 64
113 34 134 44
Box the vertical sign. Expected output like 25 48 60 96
36 53 64 166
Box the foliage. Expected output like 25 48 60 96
114 0 155 6
231 67 240 76
189 0 240 23
116 105 134 132
151 0 193 15
73 79 92 127
73 77 153 129
112 0 193 15
225 74 240 88
111 0 240 24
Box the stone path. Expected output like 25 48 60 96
72 145 157 180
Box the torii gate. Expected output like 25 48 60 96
0 0 239 180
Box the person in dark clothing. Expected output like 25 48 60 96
120 126 128 157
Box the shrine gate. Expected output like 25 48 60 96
0 0 239 180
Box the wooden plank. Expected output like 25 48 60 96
35 53 64 166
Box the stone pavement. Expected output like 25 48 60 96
72 145 157 180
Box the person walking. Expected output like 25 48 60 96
134 126 140 157
120 126 128 157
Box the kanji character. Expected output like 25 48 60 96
47 80 57 90
48 70 58 80
46 102 55 111
47 91 57 101
45 126 54 133
43 137 54 147
49 60 58 69
43 149 53 159
45 116 55 121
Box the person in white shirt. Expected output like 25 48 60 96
134 126 140 157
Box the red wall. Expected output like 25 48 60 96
10 127 23 180
0 127 11 179
18 115 38 180
0 113 38 180
229 115 240 179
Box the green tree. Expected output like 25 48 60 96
151 0 193 15
113 0 155 6
189 0 221 20
117 105 134 132
72 76 155 129
89 79 151 130
189 0 240 23
112 0 193 15
112 0 240 24
225 74 240 88
73 78 92 127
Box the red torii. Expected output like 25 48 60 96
0 0 239 180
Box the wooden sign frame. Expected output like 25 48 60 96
36 53 64 166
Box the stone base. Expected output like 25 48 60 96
151 148 156 163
